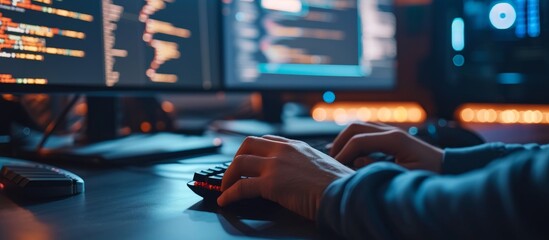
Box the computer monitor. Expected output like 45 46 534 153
0 0 220 92
222 0 397 90
211 0 397 137
0 0 223 164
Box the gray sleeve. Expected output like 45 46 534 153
442 142 549 174
318 149 549 239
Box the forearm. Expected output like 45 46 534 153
442 142 548 174
318 149 549 239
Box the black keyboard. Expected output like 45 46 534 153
0 158 84 198
187 162 230 200
187 138 395 201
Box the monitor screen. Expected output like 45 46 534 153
222 0 397 90
0 0 220 91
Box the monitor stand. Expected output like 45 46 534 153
210 93 345 139
17 96 222 166
0 99 14 147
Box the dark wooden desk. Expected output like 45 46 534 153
0 142 322 239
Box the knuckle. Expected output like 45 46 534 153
349 134 366 144
278 142 294 151
242 136 256 144
387 129 406 139
388 129 404 135
232 154 247 165
263 156 280 171
264 156 277 166
348 122 363 131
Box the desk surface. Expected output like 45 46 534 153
3 123 548 239
0 137 324 240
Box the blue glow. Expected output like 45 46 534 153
235 12 245 22
497 73 524 85
258 64 366 77
427 125 437 135
323 91 336 104
438 119 448 127
527 0 540 37
453 54 465 67
516 0 526 37
408 127 418 136
451 18 465 52
489 3 517 30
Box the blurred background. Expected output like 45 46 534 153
1 0 548 154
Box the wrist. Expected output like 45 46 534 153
430 148 444 173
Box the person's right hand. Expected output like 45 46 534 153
329 122 444 173
218 135 354 220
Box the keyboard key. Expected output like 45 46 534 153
3 170 18 181
207 175 223 186
193 171 211 182
19 178 73 187
209 167 225 174
187 162 235 200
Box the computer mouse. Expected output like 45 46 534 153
409 121 485 149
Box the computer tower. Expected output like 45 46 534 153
430 0 549 117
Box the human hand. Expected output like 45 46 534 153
330 122 444 173
218 135 355 220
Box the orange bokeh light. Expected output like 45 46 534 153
140 122 152 133
161 101 175 113
312 102 426 124
457 104 549 125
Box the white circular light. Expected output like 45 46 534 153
489 3 517 30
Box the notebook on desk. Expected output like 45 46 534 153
24 133 222 166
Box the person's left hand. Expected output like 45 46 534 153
218 135 355 220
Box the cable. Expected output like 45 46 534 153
36 95 82 152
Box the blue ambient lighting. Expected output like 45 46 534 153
497 73 524 85
452 18 465 51
408 127 419 136
258 64 366 77
489 3 517 30
516 0 526 37
453 54 465 67
323 91 336 104
527 0 540 37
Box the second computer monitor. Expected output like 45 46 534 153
222 0 397 90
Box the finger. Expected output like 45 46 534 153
221 154 268 191
218 178 262 206
235 136 284 157
330 123 388 157
368 121 393 128
262 135 292 143
335 131 403 165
